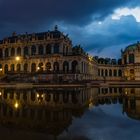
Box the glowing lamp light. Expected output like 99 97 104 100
125 91 127 95
88 56 92 61
37 94 39 98
16 56 20 61
0 92 2 96
14 102 19 109
37 67 40 70
0 68 2 72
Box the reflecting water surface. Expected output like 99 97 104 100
0 87 140 140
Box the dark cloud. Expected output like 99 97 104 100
0 0 140 58
0 0 131 36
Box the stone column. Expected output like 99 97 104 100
43 45 46 55
36 45 38 55
21 47 24 56
9 48 11 57
51 44 54 54
2 48 5 58
15 48 17 56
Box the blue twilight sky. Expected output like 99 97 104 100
0 0 140 58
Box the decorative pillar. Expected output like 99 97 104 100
2 48 5 58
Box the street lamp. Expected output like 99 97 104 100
15 56 20 61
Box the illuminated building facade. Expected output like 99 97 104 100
0 25 140 82
96 42 140 81
0 26 97 82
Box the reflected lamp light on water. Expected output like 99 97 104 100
14 102 19 109
125 91 128 95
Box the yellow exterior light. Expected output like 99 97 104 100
0 92 2 96
14 102 19 109
37 93 39 98
88 56 92 61
125 91 128 95
0 68 2 72
16 56 20 61
37 67 40 70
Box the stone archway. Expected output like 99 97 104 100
53 62 59 72
31 63 36 72
16 64 21 72
63 61 69 73
4 64 8 74
71 60 78 73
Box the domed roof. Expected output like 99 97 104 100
125 42 140 52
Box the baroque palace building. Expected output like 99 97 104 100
0 25 97 82
0 25 139 82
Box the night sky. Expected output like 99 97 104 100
0 0 140 58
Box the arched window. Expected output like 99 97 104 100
46 44 51 54
17 47 21 56
10 64 15 72
38 45 44 55
101 69 104 76
0 49 2 58
109 69 112 76
53 44 59 53
31 45 36 55
98 69 100 76
118 70 122 77
38 62 43 72
4 64 8 74
114 69 117 77
63 61 69 72
105 69 108 76
31 91 36 101
5 48 9 57
46 62 51 71
53 62 59 72
16 64 21 72
24 63 28 72
11 48 15 56
72 60 78 73
129 54 134 64
24 46 28 56
31 63 36 72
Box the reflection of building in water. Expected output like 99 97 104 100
0 88 97 136
123 88 140 120
92 87 123 106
